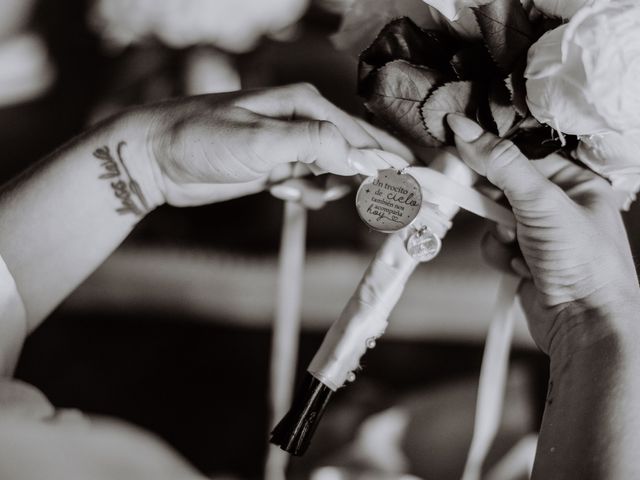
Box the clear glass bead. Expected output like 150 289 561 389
407 228 441 262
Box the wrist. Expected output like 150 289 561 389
99 111 167 213
548 293 640 369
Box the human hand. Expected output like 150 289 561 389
125 83 411 207
446 113 640 358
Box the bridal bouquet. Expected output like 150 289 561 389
269 2 640 477
335 0 640 209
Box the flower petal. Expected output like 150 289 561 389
532 0 596 19
577 131 640 209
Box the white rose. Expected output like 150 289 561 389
532 0 603 20
525 1 640 135
577 132 640 210
421 0 532 21
421 0 489 21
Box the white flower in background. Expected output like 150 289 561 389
532 0 603 20
420 0 489 21
525 0 640 204
420 0 533 24
184 48 241 95
90 0 309 52
0 0 36 39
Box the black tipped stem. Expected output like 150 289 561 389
269 373 334 456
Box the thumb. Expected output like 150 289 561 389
446 114 558 208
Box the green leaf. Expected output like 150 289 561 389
473 0 534 73
358 17 459 85
364 60 446 147
421 81 482 144
488 77 517 136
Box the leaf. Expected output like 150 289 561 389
364 60 446 147
421 81 482 144
358 17 459 86
488 77 517 136
473 0 534 73
505 58 529 116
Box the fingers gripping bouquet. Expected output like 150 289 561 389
272 0 640 473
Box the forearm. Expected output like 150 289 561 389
0 112 162 330
532 307 640 479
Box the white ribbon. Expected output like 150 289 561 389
307 155 520 480
462 274 520 480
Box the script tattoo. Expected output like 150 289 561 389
93 142 149 217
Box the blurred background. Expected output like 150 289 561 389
3 0 640 479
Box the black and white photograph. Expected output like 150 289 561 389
0 0 638 479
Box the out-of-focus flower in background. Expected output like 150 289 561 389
0 0 55 107
0 0 35 40
89 0 310 52
89 0 313 100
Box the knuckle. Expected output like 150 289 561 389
300 121 343 164
294 81 320 96
488 140 523 172
488 140 555 197
310 120 341 145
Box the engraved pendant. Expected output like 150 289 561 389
406 228 442 262
355 169 422 232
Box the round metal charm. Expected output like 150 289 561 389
355 169 422 232
406 227 442 262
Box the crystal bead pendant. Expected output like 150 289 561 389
407 228 441 262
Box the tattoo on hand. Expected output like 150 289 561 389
93 142 149 217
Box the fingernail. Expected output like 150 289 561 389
511 257 532 279
348 149 379 177
496 224 516 243
270 184 302 201
446 114 485 142
306 163 327 176
323 184 351 202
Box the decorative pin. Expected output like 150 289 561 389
407 227 442 262
356 169 422 233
